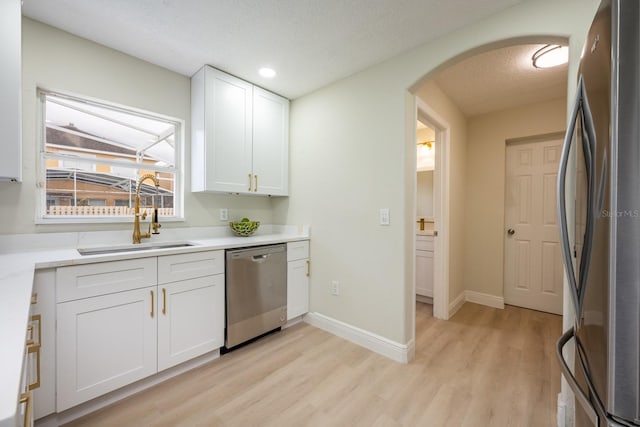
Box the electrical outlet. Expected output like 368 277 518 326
219 208 228 221
331 280 340 296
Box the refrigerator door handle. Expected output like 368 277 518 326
556 327 599 426
557 79 583 316
576 82 598 316
557 76 598 319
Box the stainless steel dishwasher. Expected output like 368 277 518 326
225 244 287 349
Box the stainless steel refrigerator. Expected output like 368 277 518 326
556 0 640 425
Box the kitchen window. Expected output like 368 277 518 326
37 90 184 223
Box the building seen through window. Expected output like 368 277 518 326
38 91 182 221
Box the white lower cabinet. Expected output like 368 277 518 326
157 275 224 371
157 251 225 371
18 270 53 427
54 250 225 412
56 287 157 411
416 235 434 298
287 241 309 320
32 270 56 420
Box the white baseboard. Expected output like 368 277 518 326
416 294 433 304
448 292 466 317
305 312 413 363
283 314 305 329
465 290 504 309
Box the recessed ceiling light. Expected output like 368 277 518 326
259 67 276 78
532 45 569 69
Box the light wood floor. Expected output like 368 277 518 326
64 302 562 427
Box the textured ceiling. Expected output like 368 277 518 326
433 44 568 117
22 0 530 99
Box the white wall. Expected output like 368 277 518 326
464 97 567 299
274 67 409 342
0 18 273 235
273 0 598 345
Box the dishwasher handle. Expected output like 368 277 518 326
252 254 271 263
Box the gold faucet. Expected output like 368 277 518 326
132 173 161 244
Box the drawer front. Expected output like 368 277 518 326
158 250 224 284
287 241 309 262
416 236 434 252
57 258 157 302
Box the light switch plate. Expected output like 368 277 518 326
379 208 390 225
219 208 228 221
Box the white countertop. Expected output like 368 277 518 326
0 225 309 427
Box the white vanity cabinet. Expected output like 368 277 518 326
286 241 310 320
54 251 226 411
157 251 225 371
191 66 289 196
416 235 434 298
0 0 22 181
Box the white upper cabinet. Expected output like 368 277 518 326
252 86 289 196
0 0 22 182
191 68 253 194
191 66 289 196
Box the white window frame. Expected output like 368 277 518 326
36 88 185 224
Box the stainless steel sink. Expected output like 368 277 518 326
77 242 196 256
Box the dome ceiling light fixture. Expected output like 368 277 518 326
258 67 277 78
532 44 569 69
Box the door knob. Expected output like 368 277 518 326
507 228 515 236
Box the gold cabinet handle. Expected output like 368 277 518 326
26 325 34 346
31 314 41 347
150 290 155 318
26 314 41 347
27 344 41 390
19 391 32 427
254 175 258 192
306 260 310 277
248 173 253 191
162 288 167 315
31 292 38 305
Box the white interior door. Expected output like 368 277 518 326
504 137 563 315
